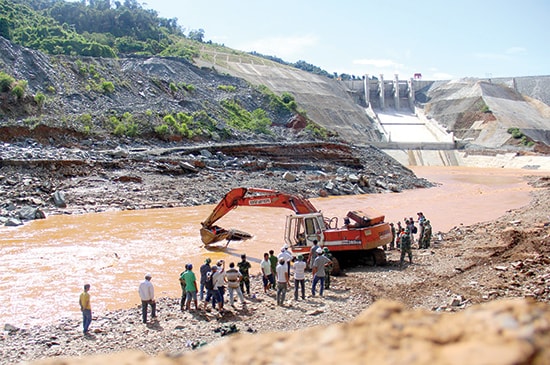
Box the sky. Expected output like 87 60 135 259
145 0 549 80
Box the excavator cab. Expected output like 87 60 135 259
284 213 325 248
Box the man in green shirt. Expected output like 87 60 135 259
237 254 251 296
269 250 278 281
181 264 198 311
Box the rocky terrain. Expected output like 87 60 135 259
0 135 433 225
1 176 549 364
1 31 550 365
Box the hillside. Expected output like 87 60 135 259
417 79 550 150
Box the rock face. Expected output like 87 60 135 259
29 299 550 365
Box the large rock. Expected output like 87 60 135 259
29 299 550 365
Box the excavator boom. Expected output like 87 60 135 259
200 187 318 245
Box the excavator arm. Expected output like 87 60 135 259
200 187 319 245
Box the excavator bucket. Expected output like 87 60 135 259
200 226 253 246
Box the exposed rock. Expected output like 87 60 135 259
52 191 67 208
17 206 45 220
283 171 297 182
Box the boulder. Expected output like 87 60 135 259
52 191 67 208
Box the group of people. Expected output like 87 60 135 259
258 241 334 306
386 212 433 267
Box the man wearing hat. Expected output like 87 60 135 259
203 265 219 311
311 247 331 297
138 273 156 323
199 258 212 301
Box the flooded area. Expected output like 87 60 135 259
1 166 547 327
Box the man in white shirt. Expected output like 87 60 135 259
293 255 307 300
278 244 293 279
275 258 289 306
260 252 274 293
138 273 156 323
212 260 225 312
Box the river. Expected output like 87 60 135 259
0 166 547 327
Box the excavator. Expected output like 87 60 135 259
200 187 393 272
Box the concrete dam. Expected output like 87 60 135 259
196 50 549 170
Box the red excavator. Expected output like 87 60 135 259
200 187 392 271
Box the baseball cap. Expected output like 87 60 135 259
145 273 152 278
316 248 323 254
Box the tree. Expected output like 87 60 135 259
188 28 205 42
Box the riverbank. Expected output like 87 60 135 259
2 176 549 364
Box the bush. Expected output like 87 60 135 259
11 80 27 99
154 124 169 135
507 127 523 139
217 85 236 92
0 72 15 92
101 81 115 94
34 92 45 107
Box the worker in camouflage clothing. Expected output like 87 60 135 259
399 228 413 268
421 220 432 249
323 247 333 289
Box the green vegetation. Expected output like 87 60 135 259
221 99 272 134
178 82 195 92
34 91 45 107
507 127 535 147
256 85 297 113
109 112 138 137
0 71 15 91
305 121 335 139
481 104 491 113
2 0 338 79
217 85 236 92
101 81 114 94
0 71 29 101
78 113 93 134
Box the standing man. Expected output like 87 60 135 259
213 260 225 312
237 254 251 296
278 244 293 279
260 252 274 293
79 284 92 335
182 264 199 311
138 273 156 324
307 240 320 270
268 250 278 280
400 228 413 267
422 220 432 249
417 212 426 246
275 258 289 306
199 258 211 301
293 254 307 300
323 247 334 290
389 222 396 250
225 262 246 307
311 248 331 297
179 264 188 311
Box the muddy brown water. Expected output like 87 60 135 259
1 167 547 327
